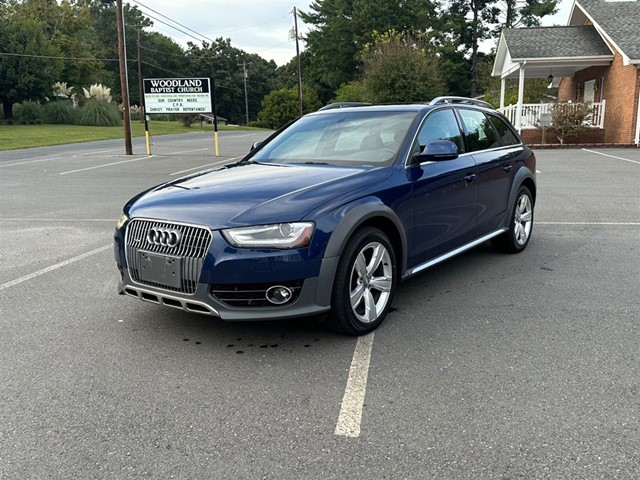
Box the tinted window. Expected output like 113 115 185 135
417 109 464 153
488 114 520 146
252 111 417 166
459 109 499 152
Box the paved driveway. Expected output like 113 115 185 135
1 137 639 479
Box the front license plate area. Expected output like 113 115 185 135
139 251 182 289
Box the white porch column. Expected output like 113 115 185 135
515 62 526 132
500 78 506 109
635 75 640 146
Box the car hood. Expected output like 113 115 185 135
127 162 390 229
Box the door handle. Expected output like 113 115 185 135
463 173 477 183
502 163 513 173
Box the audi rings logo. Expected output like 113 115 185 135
147 227 182 248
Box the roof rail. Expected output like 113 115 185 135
429 96 494 109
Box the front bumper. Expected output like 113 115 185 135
117 265 334 321
115 217 337 320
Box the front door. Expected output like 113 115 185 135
409 108 478 267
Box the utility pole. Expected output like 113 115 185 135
293 6 303 117
138 27 151 155
137 27 143 113
116 0 132 154
239 61 250 125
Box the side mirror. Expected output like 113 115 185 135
413 139 459 163
250 141 263 152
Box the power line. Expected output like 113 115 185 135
132 0 214 43
200 16 287 36
130 1 296 60
0 51 120 62
134 10 208 44
139 44 185 58
140 60 245 94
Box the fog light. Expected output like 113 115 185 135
266 285 293 305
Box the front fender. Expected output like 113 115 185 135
314 198 408 307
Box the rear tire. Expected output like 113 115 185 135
329 228 397 336
493 185 534 253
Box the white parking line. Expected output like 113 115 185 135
582 149 640 165
158 148 209 156
0 156 68 168
537 222 640 225
335 332 375 438
0 218 115 222
169 156 242 176
59 156 151 175
0 244 112 292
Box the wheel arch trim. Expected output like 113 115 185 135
501 168 536 230
315 200 407 307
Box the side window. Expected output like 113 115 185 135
487 114 520 146
459 109 499 152
417 109 464 153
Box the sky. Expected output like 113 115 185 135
135 0 574 67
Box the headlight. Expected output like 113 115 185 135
116 213 129 230
222 222 314 249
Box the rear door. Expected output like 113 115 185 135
457 109 516 236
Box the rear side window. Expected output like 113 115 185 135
487 114 520 146
459 109 499 152
417 109 465 153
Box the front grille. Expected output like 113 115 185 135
211 281 303 308
125 219 212 294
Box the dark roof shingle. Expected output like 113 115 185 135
503 25 613 59
576 0 640 61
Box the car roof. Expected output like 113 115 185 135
311 101 498 116
312 104 430 115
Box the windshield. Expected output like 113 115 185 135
251 111 418 166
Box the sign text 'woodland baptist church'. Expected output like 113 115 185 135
143 78 211 114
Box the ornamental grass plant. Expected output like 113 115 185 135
42 101 78 125
78 99 122 127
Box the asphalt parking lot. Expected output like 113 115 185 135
1 133 639 479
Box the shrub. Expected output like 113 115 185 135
42 101 77 124
78 100 122 126
550 102 593 144
13 101 43 125
180 114 199 127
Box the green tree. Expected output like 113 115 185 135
77 0 153 103
19 0 107 90
0 4 62 120
133 32 188 106
300 0 439 102
258 84 321 129
185 38 279 124
441 0 558 96
331 81 368 103
360 30 444 103
500 0 558 29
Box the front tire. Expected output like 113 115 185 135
329 228 397 335
493 185 534 253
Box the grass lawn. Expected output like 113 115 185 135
0 122 265 151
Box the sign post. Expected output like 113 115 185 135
211 77 219 157
143 77 215 156
539 112 552 145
